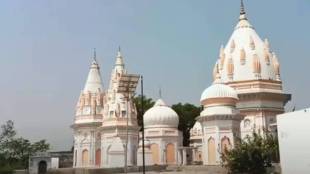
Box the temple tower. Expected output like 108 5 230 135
213 1 291 138
100 49 139 168
72 52 105 168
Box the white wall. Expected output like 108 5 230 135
277 108 310 174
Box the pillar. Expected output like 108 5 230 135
182 149 187 165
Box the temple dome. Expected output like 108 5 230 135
200 83 238 102
214 3 281 83
143 99 179 128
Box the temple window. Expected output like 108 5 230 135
122 110 126 117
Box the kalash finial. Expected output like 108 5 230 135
117 46 122 57
93 48 97 62
159 86 162 98
239 0 247 21
240 0 246 15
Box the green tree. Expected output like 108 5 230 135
171 103 201 146
0 120 50 170
221 132 279 174
0 120 16 144
0 120 16 173
31 140 50 154
134 95 155 127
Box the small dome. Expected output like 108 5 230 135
200 83 238 102
144 99 179 128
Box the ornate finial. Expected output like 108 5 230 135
117 46 122 58
238 0 248 21
240 0 246 15
92 48 97 63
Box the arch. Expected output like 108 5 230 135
221 137 231 154
150 143 160 164
198 151 202 161
95 149 101 167
82 149 89 167
38 161 47 174
244 119 251 128
166 143 175 164
208 137 216 164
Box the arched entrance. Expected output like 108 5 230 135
166 143 175 164
150 143 159 164
38 161 47 174
221 137 231 154
95 149 101 167
208 137 216 164
82 149 89 167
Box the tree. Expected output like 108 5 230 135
221 132 279 174
171 103 201 146
134 95 155 128
0 120 16 144
31 140 50 153
0 120 50 170
0 120 17 172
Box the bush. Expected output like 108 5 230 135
221 132 279 174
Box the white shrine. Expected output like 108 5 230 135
189 121 203 164
139 99 183 165
72 54 104 168
194 0 291 165
211 1 291 138
198 83 242 165
72 49 139 168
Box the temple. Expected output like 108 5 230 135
71 0 291 169
212 1 291 138
193 0 291 165
72 49 140 168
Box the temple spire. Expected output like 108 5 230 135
117 46 122 58
240 0 245 15
93 48 97 62
84 49 103 93
239 0 247 21
159 86 162 98
115 46 125 67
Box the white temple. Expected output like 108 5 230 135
72 53 104 168
198 83 241 165
71 0 291 169
100 49 139 168
189 121 203 164
210 0 290 138
194 0 291 165
139 99 183 165
72 49 140 168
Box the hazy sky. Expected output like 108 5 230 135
0 0 309 150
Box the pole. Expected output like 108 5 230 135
141 76 145 174
124 87 129 174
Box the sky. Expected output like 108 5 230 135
0 0 309 151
